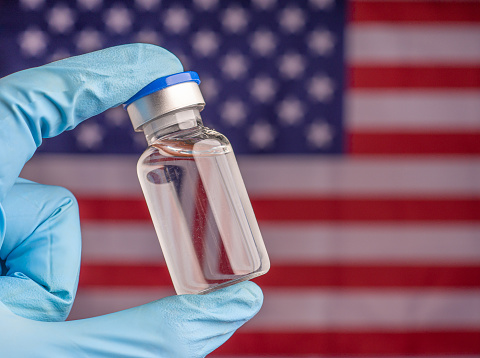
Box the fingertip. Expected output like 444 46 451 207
115 43 184 100
130 43 184 73
77 43 184 79
207 281 264 318
228 281 264 307
48 43 183 74
237 280 264 298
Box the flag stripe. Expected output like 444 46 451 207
213 331 480 356
349 66 480 89
78 263 480 288
348 132 480 155
77 197 480 222
21 155 480 196
346 92 480 131
350 1 480 23
245 290 480 330
348 26 480 63
71 288 480 329
81 223 480 264
240 158 480 197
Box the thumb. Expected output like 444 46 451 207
0 281 263 358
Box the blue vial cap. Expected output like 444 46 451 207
124 71 201 108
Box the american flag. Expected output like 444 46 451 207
2 0 480 356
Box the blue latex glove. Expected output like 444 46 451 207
0 44 263 357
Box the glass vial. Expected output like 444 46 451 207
124 71 270 295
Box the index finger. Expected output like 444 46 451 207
0 43 183 203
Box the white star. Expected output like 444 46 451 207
77 0 102 11
76 122 103 149
193 0 218 11
18 28 48 57
221 53 248 80
306 121 334 148
104 5 133 34
221 100 247 126
277 98 304 126
279 7 305 33
310 0 335 10
249 122 276 149
76 28 104 53
200 77 219 100
308 75 335 102
164 7 190 34
250 29 277 57
222 7 248 33
49 48 70 62
278 53 305 79
252 0 276 10
105 107 129 127
135 0 160 11
20 0 45 10
135 29 161 45
250 76 276 103
308 29 335 56
192 30 219 57
47 5 76 34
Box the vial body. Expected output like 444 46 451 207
137 125 270 295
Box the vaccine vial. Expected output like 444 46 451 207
124 71 270 295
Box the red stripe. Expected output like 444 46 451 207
252 198 480 222
348 132 480 155
77 197 150 221
258 265 480 288
77 196 480 222
79 263 480 288
350 1 480 23
213 331 480 355
79 263 172 287
349 66 480 89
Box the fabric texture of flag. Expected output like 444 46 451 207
1 0 480 356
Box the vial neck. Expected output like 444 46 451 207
143 108 203 145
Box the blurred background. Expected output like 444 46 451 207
2 0 480 356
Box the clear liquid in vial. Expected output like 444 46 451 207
137 127 269 294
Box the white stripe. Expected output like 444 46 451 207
347 92 480 131
81 222 480 264
262 223 480 265
81 222 164 262
253 290 480 330
239 157 480 197
22 155 480 197
348 25 480 63
21 154 143 196
70 289 480 329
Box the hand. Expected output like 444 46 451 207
0 44 263 357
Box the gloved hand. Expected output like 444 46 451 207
0 44 263 357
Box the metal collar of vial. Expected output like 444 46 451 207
142 108 202 141
126 81 205 132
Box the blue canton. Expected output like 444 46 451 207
0 0 345 154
